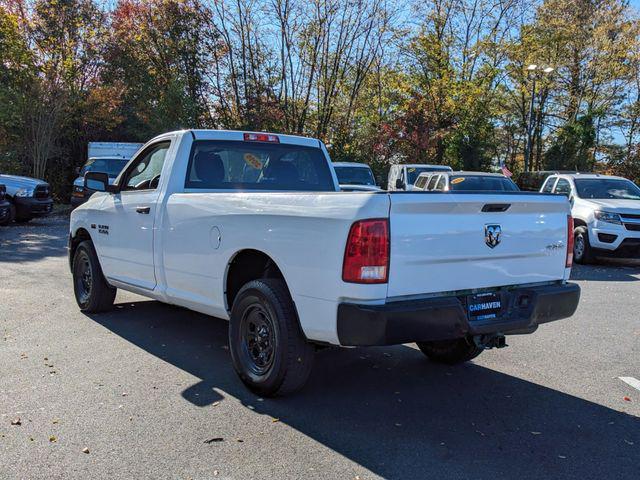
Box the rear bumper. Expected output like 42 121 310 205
14 197 53 217
337 283 581 346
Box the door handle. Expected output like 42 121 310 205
136 206 151 214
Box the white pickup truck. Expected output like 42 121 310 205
69 130 580 396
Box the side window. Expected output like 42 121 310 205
435 175 446 191
541 177 556 193
415 175 426 189
554 178 572 197
426 175 439 191
122 142 170 191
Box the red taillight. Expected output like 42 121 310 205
243 132 280 143
566 215 574 268
342 219 389 284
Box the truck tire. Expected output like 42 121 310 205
72 240 116 312
229 278 314 397
573 226 594 264
416 337 483 365
0 203 15 226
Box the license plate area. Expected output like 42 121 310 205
467 292 503 321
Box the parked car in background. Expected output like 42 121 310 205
540 173 640 263
72 157 131 208
69 129 579 396
0 184 10 226
71 142 143 208
333 162 381 191
387 164 453 191
0 174 53 223
516 170 579 191
415 171 520 192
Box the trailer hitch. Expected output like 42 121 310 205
474 334 507 350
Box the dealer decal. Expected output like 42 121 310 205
243 153 263 170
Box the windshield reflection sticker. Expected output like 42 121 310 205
243 153 263 170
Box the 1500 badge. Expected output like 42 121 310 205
91 223 109 235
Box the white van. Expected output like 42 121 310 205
387 164 453 191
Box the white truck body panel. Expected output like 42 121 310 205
71 130 574 346
387 193 570 298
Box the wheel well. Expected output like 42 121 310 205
225 249 285 310
573 218 587 228
69 228 92 269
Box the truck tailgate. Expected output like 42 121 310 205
387 193 570 298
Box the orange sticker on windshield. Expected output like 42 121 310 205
451 177 465 184
243 153 262 170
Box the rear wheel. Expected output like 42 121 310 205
573 226 594 264
416 337 483 365
229 278 314 397
72 240 116 312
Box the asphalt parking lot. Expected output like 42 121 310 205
1 214 639 480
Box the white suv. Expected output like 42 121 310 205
540 173 640 263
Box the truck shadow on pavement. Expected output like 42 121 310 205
89 300 639 480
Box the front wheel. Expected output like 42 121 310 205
416 337 483 365
0 203 15 226
573 226 594 264
72 240 116 312
229 279 314 397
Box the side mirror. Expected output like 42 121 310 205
75 166 81 175
84 171 115 193
395 178 405 190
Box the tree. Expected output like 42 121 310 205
0 5 34 172
104 0 210 138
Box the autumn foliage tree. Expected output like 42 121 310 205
1 0 640 199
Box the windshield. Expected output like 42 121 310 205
574 178 640 200
407 166 450 185
81 158 129 178
449 175 519 192
334 166 376 186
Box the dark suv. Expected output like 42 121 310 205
0 174 54 223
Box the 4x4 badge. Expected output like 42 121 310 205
485 224 502 248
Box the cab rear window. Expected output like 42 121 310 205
185 140 335 191
449 176 519 192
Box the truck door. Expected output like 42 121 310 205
96 141 171 290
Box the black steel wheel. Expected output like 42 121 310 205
229 278 314 397
72 240 116 312
240 304 277 376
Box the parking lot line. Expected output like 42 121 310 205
619 376 640 392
